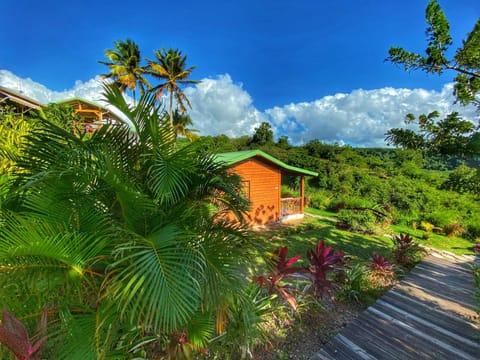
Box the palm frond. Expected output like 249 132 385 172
106 225 203 333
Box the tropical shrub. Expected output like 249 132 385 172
0 309 47 360
443 222 466 238
207 284 276 359
254 246 303 310
337 263 366 303
337 209 378 234
392 233 425 269
369 253 396 283
306 240 345 297
0 85 255 359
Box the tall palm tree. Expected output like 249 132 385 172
0 84 254 359
172 108 198 143
147 48 200 127
99 39 150 105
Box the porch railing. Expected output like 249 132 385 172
280 197 302 217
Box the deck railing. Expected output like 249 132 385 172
280 197 302 217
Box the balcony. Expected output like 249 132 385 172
280 197 304 221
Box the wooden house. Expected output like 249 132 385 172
0 86 43 114
56 98 122 133
217 150 318 226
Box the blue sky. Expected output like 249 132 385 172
0 0 478 146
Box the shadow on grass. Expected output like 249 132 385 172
261 222 394 266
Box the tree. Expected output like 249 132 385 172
441 164 480 195
250 122 274 146
172 108 198 143
147 48 200 128
0 84 255 358
276 135 291 149
386 111 478 156
99 39 150 105
387 0 480 109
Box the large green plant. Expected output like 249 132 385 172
0 85 254 359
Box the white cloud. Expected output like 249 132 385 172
1 69 477 147
0 69 108 104
265 85 477 147
185 74 267 138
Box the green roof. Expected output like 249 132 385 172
216 150 318 176
56 97 108 110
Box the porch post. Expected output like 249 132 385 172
300 176 305 214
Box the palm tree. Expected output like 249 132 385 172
147 48 200 127
99 39 150 105
172 108 198 143
0 84 254 359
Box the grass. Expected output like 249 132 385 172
391 224 475 255
257 209 475 267
304 207 475 256
259 215 394 267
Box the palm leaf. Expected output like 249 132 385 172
106 225 203 333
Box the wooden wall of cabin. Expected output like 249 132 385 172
231 158 281 225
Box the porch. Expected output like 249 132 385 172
279 175 306 222
280 197 304 221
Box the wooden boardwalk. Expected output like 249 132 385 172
312 252 480 360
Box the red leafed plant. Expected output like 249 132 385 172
369 253 395 280
0 308 47 360
473 243 480 254
254 246 303 310
393 233 423 269
306 240 345 298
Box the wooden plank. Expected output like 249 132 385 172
399 276 476 309
372 300 480 357
382 290 479 337
312 254 480 360
336 312 431 359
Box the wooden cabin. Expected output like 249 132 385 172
217 150 318 226
56 98 122 133
0 86 123 133
0 86 43 115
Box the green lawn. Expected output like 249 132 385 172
391 224 475 255
259 215 394 268
256 208 475 270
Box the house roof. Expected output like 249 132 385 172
0 86 44 110
56 97 125 123
56 97 107 109
216 150 318 176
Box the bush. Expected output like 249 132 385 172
465 222 480 240
306 191 330 209
337 209 378 234
392 233 425 269
425 210 458 229
327 196 375 213
281 185 299 198
443 222 466 238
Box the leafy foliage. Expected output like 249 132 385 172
387 0 480 109
338 263 366 303
0 309 47 360
306 240 345 297
147 48 200 128
337 209 379 234
0 84 256 358
369 253 395 281
250 122 274 146
99 38 151 102
385 112 479 156
392 233 424 269
254 246 303 310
